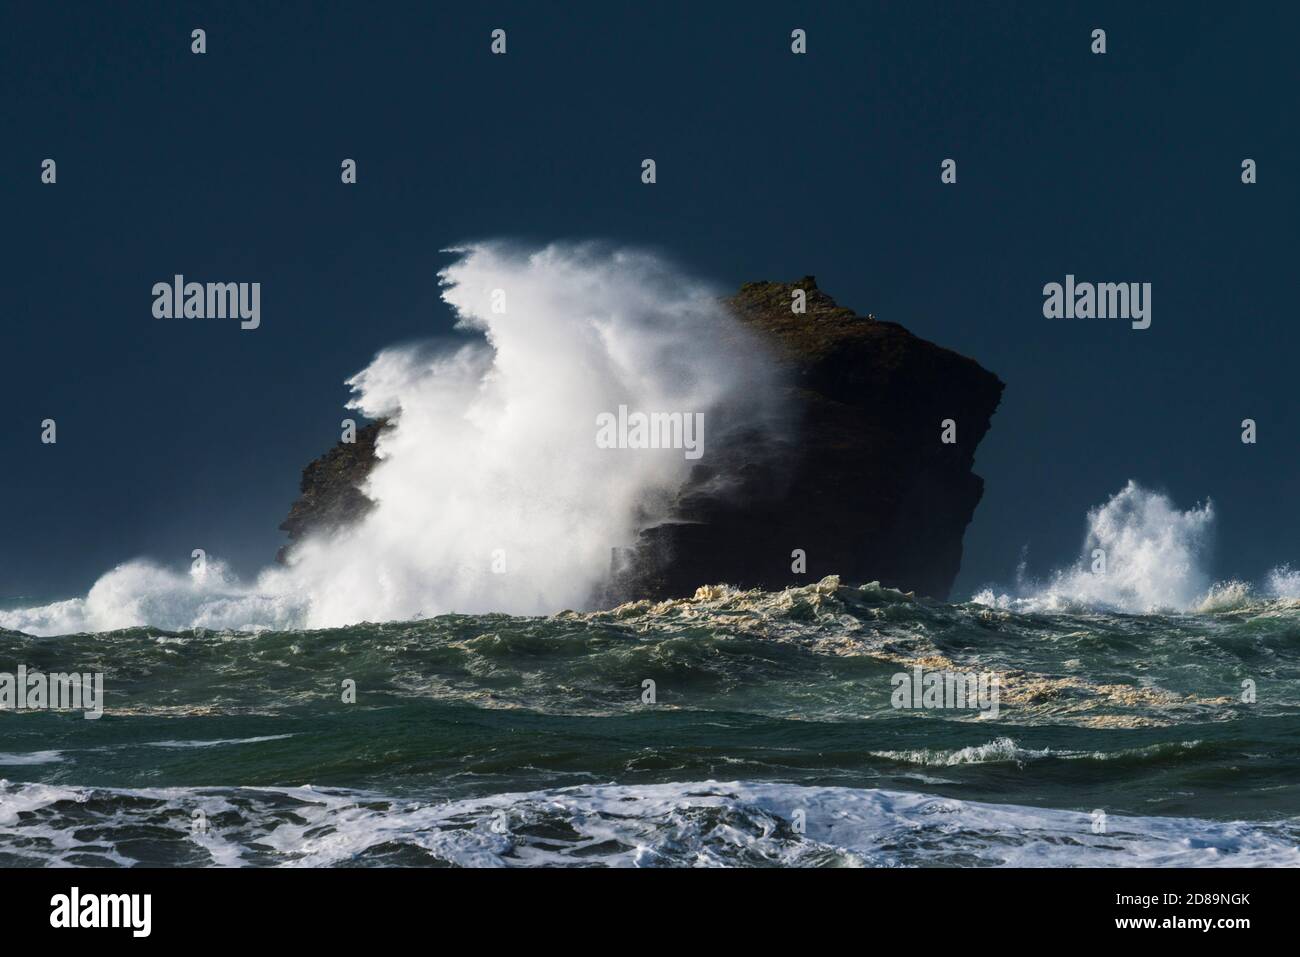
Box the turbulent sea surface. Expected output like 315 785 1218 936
3 575 1299 867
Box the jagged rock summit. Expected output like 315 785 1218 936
279 278 1004 601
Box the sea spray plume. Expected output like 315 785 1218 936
277 242 787 626
0 243 787 635
1069 481 1214 611
974 481 1215 613
1267 564 1300 600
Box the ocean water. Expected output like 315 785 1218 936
3 575 1299 868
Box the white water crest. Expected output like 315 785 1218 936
1 242 785 636
1267 564 1300 599
971 482 1300 614
974 481 1218 613
0 560 301 635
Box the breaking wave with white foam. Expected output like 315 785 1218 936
1 242 785 636
972 481 1296 614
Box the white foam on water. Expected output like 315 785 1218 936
143 735 296 749
0 750 65 767
871 737 1050 767
2 779 1295 868
870 737 1204 767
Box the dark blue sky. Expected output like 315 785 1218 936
3 1 1296 601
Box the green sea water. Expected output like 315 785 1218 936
2 577 1299 867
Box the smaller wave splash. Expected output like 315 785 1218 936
973 481 1295 614
0 560 305 636
2 779 1296 868
1267 565 1300 600
870 737 1204 768
872 738 1046 767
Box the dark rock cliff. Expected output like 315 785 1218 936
605 278 1004 602
278 278 1004 601
276 420 385 564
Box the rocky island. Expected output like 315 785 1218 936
279 278 1004 602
